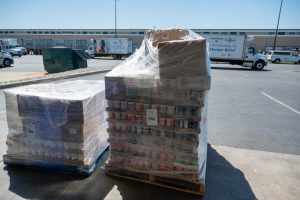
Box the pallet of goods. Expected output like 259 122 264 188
3 80 109 175
105 29 211 195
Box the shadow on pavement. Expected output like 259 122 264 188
92 57 125 61
204 144 257 200
0 65 14 69
4 166 115 200
211 66 271 72
93 57 113 60
4 145 256 200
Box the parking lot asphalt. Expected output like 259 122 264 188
209 63 300 155
0 55 122 72
0 61 299 199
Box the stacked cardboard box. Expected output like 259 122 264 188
4 80 108 168
105 29 210 190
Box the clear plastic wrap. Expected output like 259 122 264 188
4 80 108 170
105 29 210 185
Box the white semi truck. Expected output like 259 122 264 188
0 38 26 56
85 38 133 59
203 34 268 70
0 38 18 50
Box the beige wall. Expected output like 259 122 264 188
1 32 300 52
247 36 300 51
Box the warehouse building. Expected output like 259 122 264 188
0 29 299 53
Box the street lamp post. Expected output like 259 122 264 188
115 0 117 38
273 0 283 50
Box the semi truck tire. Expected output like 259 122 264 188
113 55 122 60
252 60 265 70
3 59 11 67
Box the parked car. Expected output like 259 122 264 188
16 46 28 55
292 54 300 64
268 50 300 64
8 48 22 57
0 51 14 67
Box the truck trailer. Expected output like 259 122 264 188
203 34 268 70
85 38 133 59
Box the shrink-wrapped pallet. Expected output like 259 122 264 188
3 80 108 174
105 29 210 194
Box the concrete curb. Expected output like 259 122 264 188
0 68 112 89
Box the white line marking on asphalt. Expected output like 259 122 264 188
261 92 300 115
236 71 252 78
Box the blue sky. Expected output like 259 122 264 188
0 0 299 29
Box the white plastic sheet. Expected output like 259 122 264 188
4 80 108 168
105 29 211 184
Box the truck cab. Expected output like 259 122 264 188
244 46 268 70
15 44 28 55
85 46 95 58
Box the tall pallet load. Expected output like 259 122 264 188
3 80 109 175
105 29 211 195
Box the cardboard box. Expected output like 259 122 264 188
158 40 209 79
146 29 190 47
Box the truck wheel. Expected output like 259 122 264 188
3 59 11 67
274 59 280 64
252 61 265 70
112 55 117 60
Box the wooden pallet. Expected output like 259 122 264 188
3 146 109 176
105 164 205 195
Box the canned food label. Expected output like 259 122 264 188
146 109 158 126
136 103 144 112
127 114 135 121
159 118 166 126
69 128 77 135
121 101 127 110
128 102 135 111
27 123 36 138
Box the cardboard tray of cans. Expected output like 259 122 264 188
105 29 210 195
3 80 109 175
3 146 109 176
